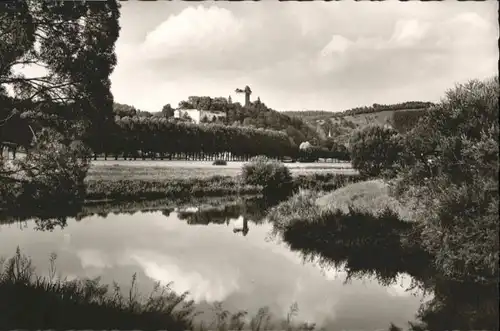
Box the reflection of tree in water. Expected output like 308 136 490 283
177 196 278 237
0 205 83 231
232 218 248 236
161 208 174 217
0 196 260 230
271 208 499 330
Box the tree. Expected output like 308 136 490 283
113 103 137 117
349 124 403 177
393 77 499 285
178 101 193 109
1 0 120 210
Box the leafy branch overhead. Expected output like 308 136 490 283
1 0 121 212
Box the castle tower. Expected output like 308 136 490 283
235 85 252 107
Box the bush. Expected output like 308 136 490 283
1 128 90 212
241 156 293 194
212 159 227 166
394 76 499 285
349 124 403 178
391 109 428 134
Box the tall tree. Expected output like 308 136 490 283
161 103 174 118
0 0 121 211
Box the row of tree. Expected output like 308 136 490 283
332 101 435 118
3 107 353 161
93 116 296 159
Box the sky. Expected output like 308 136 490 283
111 1 498 113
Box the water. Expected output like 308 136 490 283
0 202 424 329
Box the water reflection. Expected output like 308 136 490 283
269 208 499 330
0 197 423 329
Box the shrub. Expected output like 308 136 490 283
1 128 90 211
212 159 227 166
241 156 293 194
391 109 428 134
293 173 362 192
349 124 403 178
394 76 499 285
267 189 322 232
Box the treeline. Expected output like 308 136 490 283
282 110 335 122
93 115 296 159
1 109 351 161
332 101 434 117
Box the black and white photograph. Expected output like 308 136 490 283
0 0 498 330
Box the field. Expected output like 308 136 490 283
87 160 357 181
284 108 429 142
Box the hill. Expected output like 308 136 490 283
283 101 434 144
116 97 321 147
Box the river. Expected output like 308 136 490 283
0 198 425 330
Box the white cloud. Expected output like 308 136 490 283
128 251 241 302
390 19 431 47
141 6 244 62
110 2 498 112
77 249 110 269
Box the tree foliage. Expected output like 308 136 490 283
175 96 320 146
332 101 434 118
4 128 90 211
107 116 295 158
242 156 293 194
1 0 120 209
390 109 428 134
349 125 403 177
161 103 174 118
393 76 499 284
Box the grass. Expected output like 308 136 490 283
293 173 364 192
85 176 260 202
315 179 412 221
83 164 361 203
270 179 412 232
87 164 241 181
0 248 196 330
87 163 357 182
0 248 320 330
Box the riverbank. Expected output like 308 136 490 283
266 180 499 330
85 164 362 203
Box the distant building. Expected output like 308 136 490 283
174 108 226 124
299 141 312 150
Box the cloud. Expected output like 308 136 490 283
390 19 431 47
110 2 498 112
77 249 111 269
141 6 244 67
127 250 241 302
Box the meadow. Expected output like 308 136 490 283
82 160 360 203
87 160 356 181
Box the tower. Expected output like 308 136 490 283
235 85 252 107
